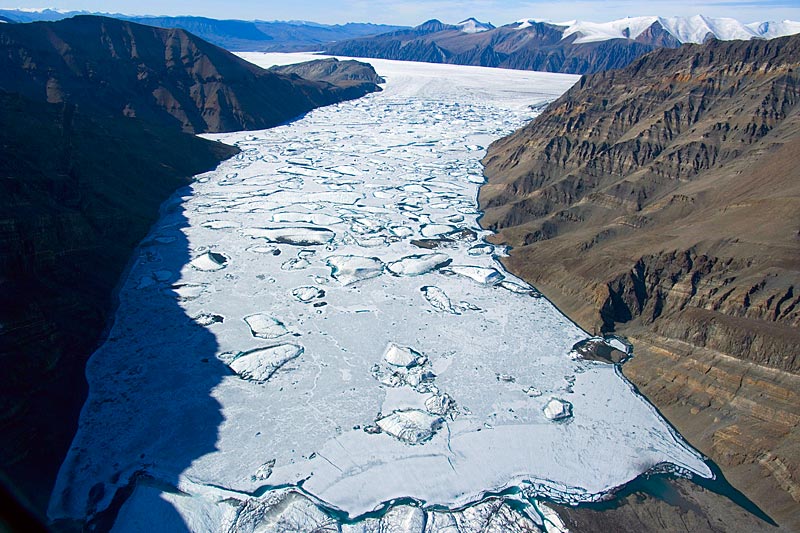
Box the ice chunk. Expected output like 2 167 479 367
420 224 457 237
424 393 456 416
467 243 494 256
443 265 504 285
330 165 360 176
341 506 425 532
244 314 288 339
291 286 325 303
389 225 414 238
421 286 459 314
272 212 342 226
523 386 543 397
190 251 229 271
375 410 443 445
167 283 206 301
383 344 426 368
387 253 451 276
247 245 281 255
499 280 540 296
543 398 573 421
281 257 311 271
244 227 334 246
191 313 224 326
327 255 384 285
251 459 275 482
201 220 241 230
231 492 336 532
228 344 303 383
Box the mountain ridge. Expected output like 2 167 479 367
0 9 408 51
326 14 800 74
479 33 800 530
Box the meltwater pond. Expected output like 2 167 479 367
50 55 713 531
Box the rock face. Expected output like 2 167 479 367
269 57 386 86
0 15 381 524
326 19 662 74
0 16 383 134
480 34 800 529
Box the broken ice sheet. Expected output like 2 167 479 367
386 253 451 276
243 226 334 246
421 285 459 314
243 314 288 339
189 250 228 271
54 55 713 531
291 286 325 303
327 255 384 285
228 344 303 383
376 409 443 445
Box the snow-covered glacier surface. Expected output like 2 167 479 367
50 54 713 531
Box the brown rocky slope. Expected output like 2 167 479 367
480 35 800 529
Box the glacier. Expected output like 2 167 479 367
517 15 800 44
49 54 713 531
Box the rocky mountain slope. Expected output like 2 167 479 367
0 16 381 134
480 34 800 529
0 9 406 51
0 15 382 526
269 57 386 86
326 16 800 74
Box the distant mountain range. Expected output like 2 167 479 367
325 15 800 74
0 8 407 51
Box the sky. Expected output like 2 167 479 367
5 0 800 25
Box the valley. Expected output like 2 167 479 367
48 55 725 532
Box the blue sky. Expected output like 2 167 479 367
6 0 800 25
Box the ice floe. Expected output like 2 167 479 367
189 250 228 271
386 253 451 276
376 409 444 445
243 314 288 339
543 398 573 421
327 255 384 285
227 344 303 383
244 226 334 246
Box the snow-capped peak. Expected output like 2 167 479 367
539 15 800 44
457 17 494 33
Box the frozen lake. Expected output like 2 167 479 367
50 54 712 532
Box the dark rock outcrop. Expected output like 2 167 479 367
269 57 386 86
0 15 382 525
480 34 800 529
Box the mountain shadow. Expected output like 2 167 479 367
0 15 383 529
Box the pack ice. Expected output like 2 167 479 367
49 53 713 531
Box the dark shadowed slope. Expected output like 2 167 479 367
0 15 382 526
480 34 800 529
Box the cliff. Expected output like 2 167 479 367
480 35 800 529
